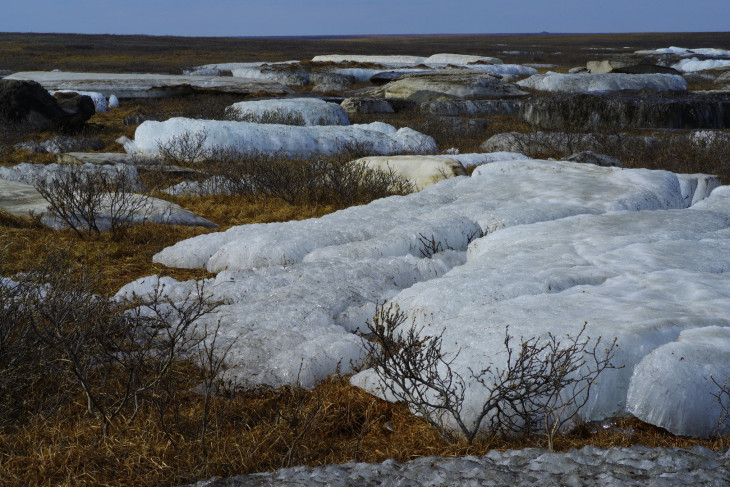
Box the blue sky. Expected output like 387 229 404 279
2 0 728 36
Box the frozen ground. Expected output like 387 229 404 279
187 445 730 487
142 159 729 438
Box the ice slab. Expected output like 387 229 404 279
118 251 465 389
356 155 467 190
441 152 532 168
0 163 215 228
4 71 293 98
517 73 688 92
423 54 504 66
40 194 217 230
352 186 730 437
627 326 730 437
147 160 729 436
187 61 300 74
226 97 349 126
334 68 430 83
126 118 437 159
312 54 429 67
146 160 727 438
0 179 49 216
154 160 710 272
673 58 730 72
0 161 137 186
635 46 730 58
467 64 538 76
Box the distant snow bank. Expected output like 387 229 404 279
673 57 730 72
442 151 531 168
225 98 350 126
516 73 688 92
635 46 730 58
312 53 504 67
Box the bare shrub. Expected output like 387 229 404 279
157 128 210 165
711 375 730 442
0 121 37 160
621 131 730 183
413 116 491 154
362 303 619 449
0 252 70 425
225 107 307 126
205 148 414 208
33 166 150 239
195 319 238 457
418 228 486 259
418 233 447 258
5 250 224 437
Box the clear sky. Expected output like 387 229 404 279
2 0 728 37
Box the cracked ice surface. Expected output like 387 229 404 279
352 184 730 437
143 159 727 430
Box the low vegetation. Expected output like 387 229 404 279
2 31 729 74
2 31 730 486
1 249 727 487
362 303 619 450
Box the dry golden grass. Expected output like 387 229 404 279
0 223 214 294
0 194 339 294
169 194 338 228
1 373 727 487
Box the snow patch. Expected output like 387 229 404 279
225 98 349 126
126 118 437 159
673 58 730 72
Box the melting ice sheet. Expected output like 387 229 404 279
130 160 729 437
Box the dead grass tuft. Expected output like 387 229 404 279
1 373 727 487
0 224 214 294
169 194 338 228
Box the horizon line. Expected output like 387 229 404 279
2 30 728 40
